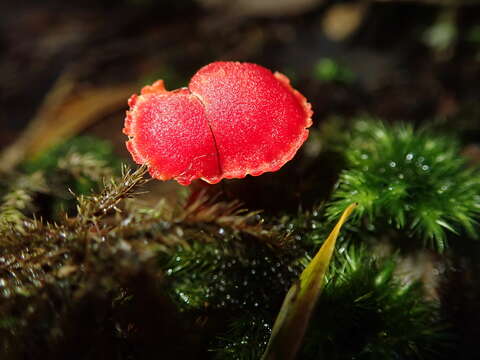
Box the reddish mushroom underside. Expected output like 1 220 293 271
123 61 313 185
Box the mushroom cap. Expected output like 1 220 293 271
123 62 313 185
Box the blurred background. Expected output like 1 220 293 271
2 2 480 359
1 0 479 183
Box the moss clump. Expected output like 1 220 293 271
327 119 480 251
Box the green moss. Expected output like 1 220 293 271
327 119 480 251
301 246 450 359
22 136 120 175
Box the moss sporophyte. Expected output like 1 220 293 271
123 61 313 185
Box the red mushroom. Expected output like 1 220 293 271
123 61 313 185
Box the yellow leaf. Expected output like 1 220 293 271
262 203 357 360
